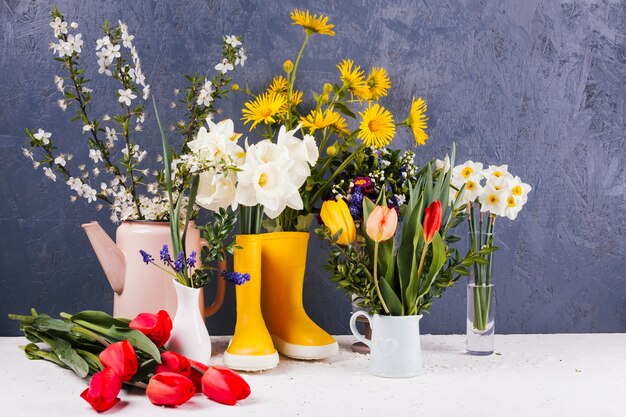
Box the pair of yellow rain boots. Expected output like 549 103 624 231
222 232 338 371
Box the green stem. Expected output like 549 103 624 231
287 34 310 129
373 241 390 314
410 243 430 315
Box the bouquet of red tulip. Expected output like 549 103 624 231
9 309 250 412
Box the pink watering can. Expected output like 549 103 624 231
82 221 225 320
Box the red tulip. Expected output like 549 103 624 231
80 367 122 412
188 359 209 392
99 340 138 382
155 351 191 377
365 205 398 243
129 310 173 348
146 372 196 407
423 200 442 244
201 366 251 406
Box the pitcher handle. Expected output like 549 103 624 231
200 239 226 318
349 311 372 347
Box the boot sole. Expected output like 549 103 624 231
222 351 279 372
271 335 339 360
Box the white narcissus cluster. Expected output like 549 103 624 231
188 122 319 219
442 160 532 220
236 125 319 218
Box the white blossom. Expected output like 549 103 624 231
83 124 93 132
22 148 34 160
105 126 118 142
70 22 78 29
67 177 83 193
89 149 103 163
34 129 51 145
82 184 97 202
197 80 215 106
57 99 67 111
118 89 137 106
43 167 57 181
54 75 64 92
54 155 66 167
142 85 150 100
235 48 247 67
95 36 111 50
50 17 68 37
215 59 234 74
225 35 241 47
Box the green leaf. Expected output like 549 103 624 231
25 328 89 378
334 102 356 119
418 232 447 299
379 277 403 316
295 214 315 231
69 311 130 327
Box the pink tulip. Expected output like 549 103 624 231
366 205 398 242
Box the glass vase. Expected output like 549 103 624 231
466 283 495 355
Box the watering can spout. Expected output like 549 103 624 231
82 221 126 294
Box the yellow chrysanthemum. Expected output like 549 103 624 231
332 116 350 138
241 92 287 130
337 59 369 100
358 104 395 148
406 97 429 145
268 76 289 94
291 9 335 36
365 67 391 100
300 109 342 133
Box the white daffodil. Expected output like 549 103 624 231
34 129 51 145
435 155 451 173
504 193 523 220
508 175 532 205
478 183 508 216
452 160 484 182
43 167 57 182
452 173 484 205
196 171 238 212
276 124 319 185
187 119 244 164
483 164 509 183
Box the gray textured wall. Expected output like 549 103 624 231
1 0 625 336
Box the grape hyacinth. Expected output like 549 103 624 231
160 244 172 265
139 250 153 264
221 271 251 286
139 245 198 277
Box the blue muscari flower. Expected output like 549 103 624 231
139 250 153 265
173 251 186 273
187 251 197 269
160 244 172 265
221 271 251 286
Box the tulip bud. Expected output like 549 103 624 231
201 366 250 406
283 59 294 73
99 340 138 382
366 205 398 243
155 351 191 377
231 83 240 91
147 372 196 407
320 199 357 245
323 83 333 93
129 310 172 348
80 368 122 412
423 200 442 244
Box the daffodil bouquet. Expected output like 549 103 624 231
239 9 429 232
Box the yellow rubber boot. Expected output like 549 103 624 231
261 232 338 360
223 235 279 371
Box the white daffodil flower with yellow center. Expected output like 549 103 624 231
479 183 507 216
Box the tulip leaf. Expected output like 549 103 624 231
31 317 75 333
379 277 403 316
70 310 132 327
132 359 158 382
105 326 162 363
418 233 447 299
25 327 89 378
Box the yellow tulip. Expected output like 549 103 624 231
320 199 356 245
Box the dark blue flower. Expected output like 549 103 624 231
173 251 186 273
139 250 153 265
221 271 251 286
187 251 197 269
351 186 364 207
160 244 172 265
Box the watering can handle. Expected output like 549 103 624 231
200 239 226 318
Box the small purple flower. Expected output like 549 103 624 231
352 177 372 192
139 250 153 265
173 251 186 273
160 244 172 265
221 271 251 286
351 186 364 207
187 251 197 269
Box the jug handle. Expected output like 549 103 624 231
201 239 226 318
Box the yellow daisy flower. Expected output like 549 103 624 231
300 109 341 133
365 67 391 100
265 76 302 114
406 97 429 145
358 104 395 148
332 116 350 138
291 9 335 37
268 76 289 94
337 59 369 100
241 92 286 130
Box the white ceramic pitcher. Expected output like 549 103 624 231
350 312 423 378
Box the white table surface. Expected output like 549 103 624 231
1 334 625 417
